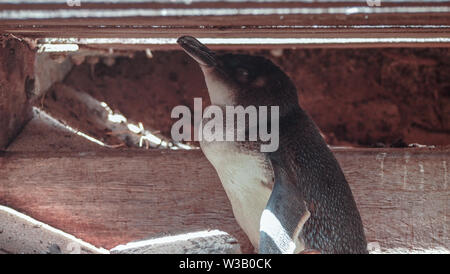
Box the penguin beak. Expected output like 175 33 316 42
177 36 217 67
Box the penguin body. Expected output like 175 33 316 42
200 124 273 251
177 36 368 254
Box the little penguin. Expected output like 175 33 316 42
177 36 368 254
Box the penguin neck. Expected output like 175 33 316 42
207 91 235 106
201 66 237 106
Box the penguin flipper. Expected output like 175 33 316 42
259 160 310 254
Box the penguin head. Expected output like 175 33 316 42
177 36 298 114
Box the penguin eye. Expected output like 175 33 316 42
236 68 249 82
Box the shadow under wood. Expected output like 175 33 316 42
39 48 450 149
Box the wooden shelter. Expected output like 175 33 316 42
0 0 449 254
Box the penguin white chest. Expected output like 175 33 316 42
200 141 273 250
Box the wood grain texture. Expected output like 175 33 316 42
110 230 241 254
0 149 256 253
0 205 108 254
0 35 35 149
335 148 449 253
0 147 448 253
0 1 449 48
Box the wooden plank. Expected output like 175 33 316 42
0 34 35 149
34 83 178 150
0 149 255 253
0 147 448 253
6 107 114 152
0 205 108 254
336 148 449 253
110 230 241 254
0 1 449 48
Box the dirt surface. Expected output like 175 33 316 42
55 48 450 147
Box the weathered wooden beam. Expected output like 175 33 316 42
0 34 35 149
0 149 256 252
36 83 178 149
110 230 241 254
0 145 448 253
0 1 449 48
0 205 108 254
3 113 239 254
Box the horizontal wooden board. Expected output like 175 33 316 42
0 147 448 253
0 1 449 48
0 205 108 254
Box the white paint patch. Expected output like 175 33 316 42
140 132 163 147
99 101 188 149
42 37 450 45
376 152 387 183
174 142 196 150
2 6 450 20
37 43 79 53
403 153 410 189
419 162 425 188
127 123 142 134
107 113 127 123
100 102 128 123
444 161 448 190
145 48 153 58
